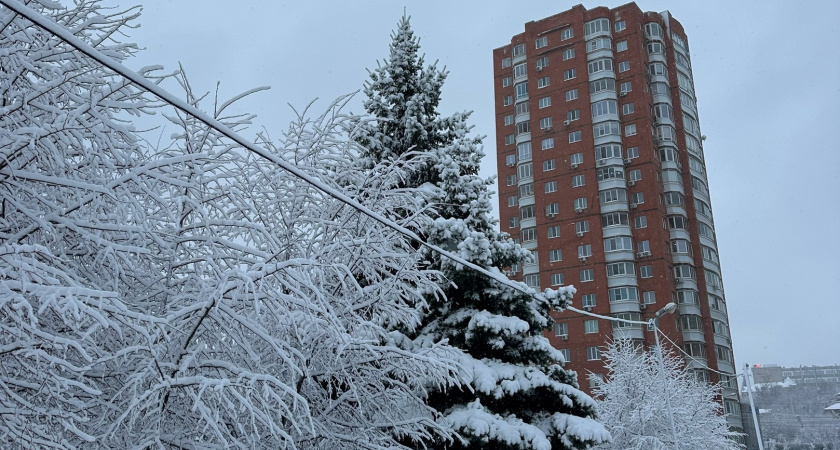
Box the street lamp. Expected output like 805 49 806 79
650 302 679 450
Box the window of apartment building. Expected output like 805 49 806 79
540 117 553 130
522 227 537 242
664 191 684 206
545 202 559 216
589 373 604 389
683 341 707 358
625 124 637 136
593 121 620 137
517 141 532 161
516 101 530 115
604 236 632 252
567 109 580 121
614 20 626 32
517 162 533 180
572 174 585 188
587 346 601 361
519 183 534 198
616 40 628 52
643 291 656 304
503 95 512 106
562 48 575 60
569 131 582 143
634 216 647 229
587 58 613 75
551 273 565 286
501 57 511 68
674 264 696 280
513 43 526 57
578 244 593 258
508 195 517 207
539 96 551 108
554 322 568 337
595 143 622 160
545 181 557 193
606 261 634 277
640 265 653 278
506 174 517 186
505 154 516 166
502 76 512 87
561 27 574 40
637 240 651 254
559 348 570 363
584 320 599 334
591 99 618 118
619 81 632 94
575 220 590 234
564 68 576 80
599 188 627 205
580 269 594 283
668 215 688 230
566 88 578 101
547 225 561 238
584 18 610 36
622 103 634 115
617 61 630 72
589 77 615 94
538 76 550 88
524 274 540 288
504 114 514 126
631 192 644 204
549 249 563 262
597 166 623 181
629 169 642 182
515 82 528 99
509 216 519 228
626 146 639 159
671 239 691 255
505 134 515 145
601 211 629 227
514 63 527 79
570 152 583 165
542 138 555 151
679 290 699 305
520 205 535 220
609 286 638 302
543 158 555 171
582 294 596 308
680 315 703 331
536 36 548 49
536 56 549 69
586 37 611 53
574 197 588 210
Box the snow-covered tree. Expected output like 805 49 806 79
1 3 465 448
359 16 609 449
593 339 741 450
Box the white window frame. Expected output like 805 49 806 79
561 27 574 40
543 158 555 171
625 124 637 136
536 36 548 49
580 269 594 282
564 68 576 80
562 48 575 60
547 226 561 238
584 320 599 334
618 61 630 72
566 89 578 101
587 346 601 361
549 249 563 262
616 40 628 52
545 181 557 193
569 131 582 143
572 174 585 188
542 138 555 151
539 96 551 109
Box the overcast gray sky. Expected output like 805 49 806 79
123 0 840 369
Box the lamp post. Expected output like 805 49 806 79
651 302 679 450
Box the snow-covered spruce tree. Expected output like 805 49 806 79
358 16 609 449
593 339 741 450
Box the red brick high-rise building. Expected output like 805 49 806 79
492 3 745 435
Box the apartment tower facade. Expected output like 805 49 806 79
492 3 744 434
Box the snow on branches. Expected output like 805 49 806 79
592 339 741 450
1 3 466 448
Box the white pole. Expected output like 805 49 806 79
653 321 680 450
744 364 765 450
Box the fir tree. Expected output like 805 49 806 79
358 15 610 449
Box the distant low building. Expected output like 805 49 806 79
751 364 840 385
